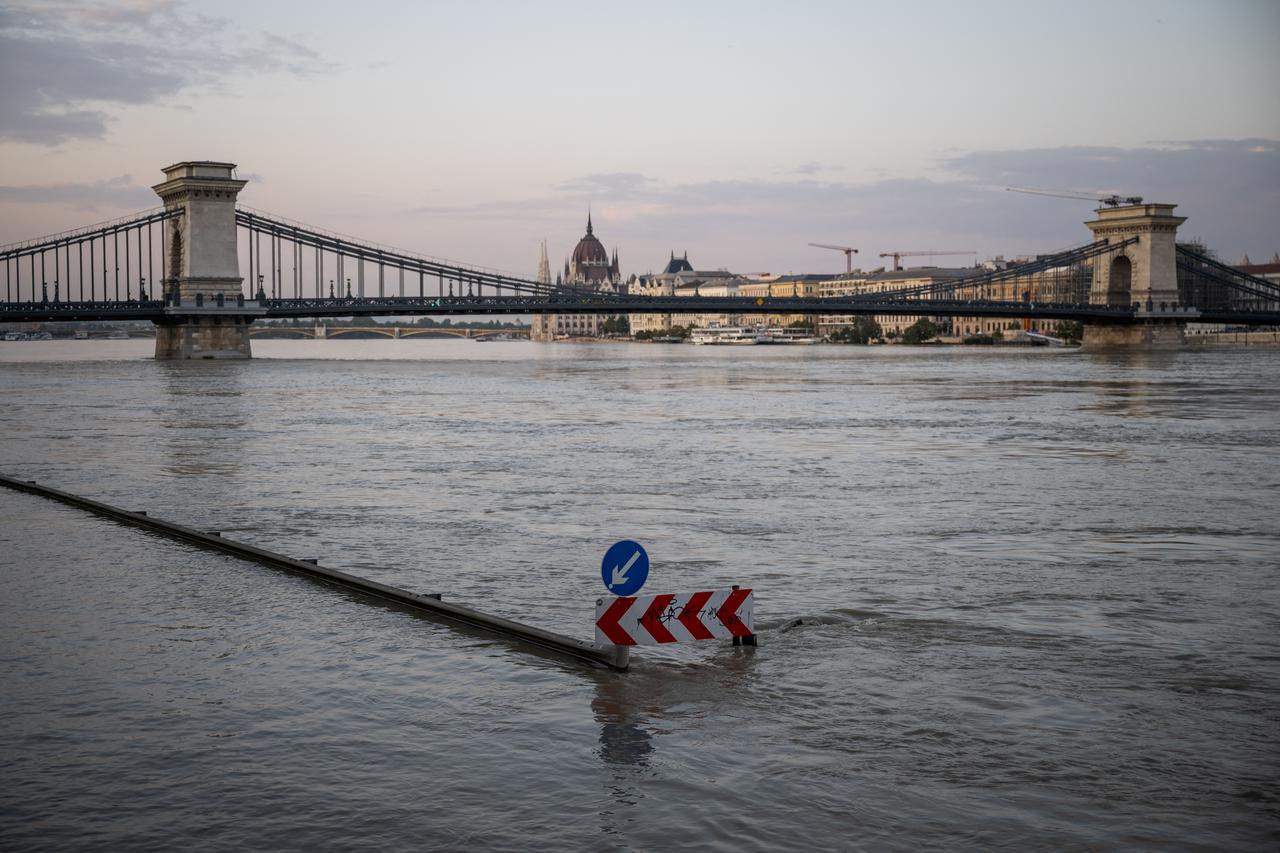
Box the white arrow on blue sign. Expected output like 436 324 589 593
601 540 649 596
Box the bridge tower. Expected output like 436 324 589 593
1084 203 1189 348
151 161 261 358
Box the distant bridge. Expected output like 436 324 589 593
2 160 1277 357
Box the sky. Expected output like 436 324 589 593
1 0 1277 278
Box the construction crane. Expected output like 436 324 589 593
808 242 859 273
877 250 975 272
1006 186 1144 207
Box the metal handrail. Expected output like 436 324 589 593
0 206 180 256
235 204 533 283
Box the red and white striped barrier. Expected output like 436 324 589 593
595 588 754 647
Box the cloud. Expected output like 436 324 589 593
787 161 834 176
0 0 335 145
0 174 156 209
407 197 561 218
8 0 183 28
942 139 1280 199
554 173 652 197
407 139 1279 270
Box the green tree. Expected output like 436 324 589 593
829 316 882 344
901 318 941 344
1055 321 1084 342
601 315 631 335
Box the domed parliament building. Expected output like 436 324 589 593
531 213 624 341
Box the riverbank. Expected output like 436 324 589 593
1188 329 1280 346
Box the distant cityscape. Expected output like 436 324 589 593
526 215 1280 345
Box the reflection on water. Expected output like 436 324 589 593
159 361 249 477
593 674 656 768
1 340 1279 851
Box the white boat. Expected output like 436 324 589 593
690 326 766 345
74 330 89 340
107 330 129 340
759 326 820 344
3 332 22 342
1025 331 1069 347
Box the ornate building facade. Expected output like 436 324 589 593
531 214 623 341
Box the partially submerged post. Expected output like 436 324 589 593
730 584 758 646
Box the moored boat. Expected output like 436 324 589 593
759 326 819 344
690 326 766 345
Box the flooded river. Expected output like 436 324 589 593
1 339 1277 850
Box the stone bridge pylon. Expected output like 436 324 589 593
152 161 260 359
1084 203 1189 348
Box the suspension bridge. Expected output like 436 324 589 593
1 161 1276 358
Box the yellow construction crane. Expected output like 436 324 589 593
808 243 859 273
878 250 975 272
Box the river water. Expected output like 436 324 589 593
1 338 1277 851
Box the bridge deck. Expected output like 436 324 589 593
5 295 1273 325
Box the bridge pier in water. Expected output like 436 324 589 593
151 162 259 359
1083 203 1190 349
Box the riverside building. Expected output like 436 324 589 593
531 214 624 342
818 263 1083 340
628 252 738 332
817 267 972 337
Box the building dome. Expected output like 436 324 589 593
570 213 610 267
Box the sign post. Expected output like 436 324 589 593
595 541 756 665
594 587 754 647
599 539 649 670
601 540 649 597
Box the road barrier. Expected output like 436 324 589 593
0 474 628 671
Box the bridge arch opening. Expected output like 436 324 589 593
168 227 183 295
1107 255 1132 307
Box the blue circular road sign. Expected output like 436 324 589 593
601 540 649 596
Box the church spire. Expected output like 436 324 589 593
536 240 551 285
586 208 593 236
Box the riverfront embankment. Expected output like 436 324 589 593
1188 329 1280 345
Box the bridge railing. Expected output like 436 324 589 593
1 207 179 305
1176 245 1280 313
843 238 1135 306
235 207 610 304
